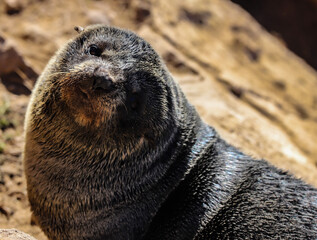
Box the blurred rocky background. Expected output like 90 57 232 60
0 0 316 239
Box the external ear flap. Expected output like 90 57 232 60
74 26 85 34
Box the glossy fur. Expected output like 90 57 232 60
24 25 317 240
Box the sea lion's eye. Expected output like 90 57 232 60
88 45 102 57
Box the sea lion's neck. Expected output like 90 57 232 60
26 89 216 239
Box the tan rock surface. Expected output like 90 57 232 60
0 229 37 240
147 0 317 184
0 0 316 239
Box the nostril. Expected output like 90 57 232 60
93 76 114 93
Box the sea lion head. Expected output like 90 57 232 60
24 25 189 239
30 25 179 149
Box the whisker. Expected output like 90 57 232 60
119 98 128 114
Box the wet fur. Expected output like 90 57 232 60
24 25 317 240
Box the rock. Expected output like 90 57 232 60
0 229 37 240
86 9 111 25
231 0 317 70
132 0 151 23
0 38 23 76
0 36 38 95
146 0 317 185
0 206 14 219
4 0 24 15
179 8 212 26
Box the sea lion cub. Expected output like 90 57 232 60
24 25 317 240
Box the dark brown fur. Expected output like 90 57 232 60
24 25 317 240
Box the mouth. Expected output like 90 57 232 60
76 79 120 102
92 76 116 94
59 69 124 127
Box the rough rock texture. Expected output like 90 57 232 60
146 0 317 182
0 36 37 95
232 0 317 70
0 229 37 240
0 0 317 239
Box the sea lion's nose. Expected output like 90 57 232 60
93 76 113 91
92 68 115 93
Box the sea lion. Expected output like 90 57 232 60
23 25 317 240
